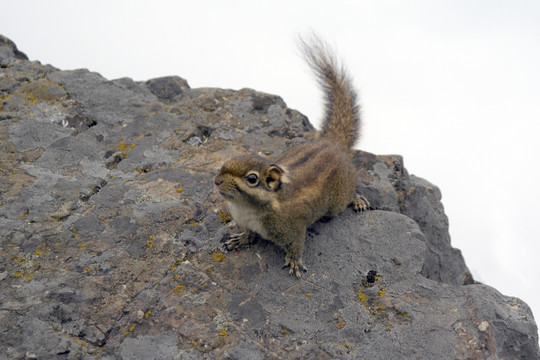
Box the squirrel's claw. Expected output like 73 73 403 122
284 256 307 278
225 232 254 250
352 194 370 212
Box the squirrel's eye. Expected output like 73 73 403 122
246 173 258 185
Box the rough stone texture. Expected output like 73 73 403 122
1 35 538 359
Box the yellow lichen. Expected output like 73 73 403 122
145 310 152 319
26 93 38 104
212 252 225 263
377 288 387 297
397 310 410 318
218 210 231 224
11 256 25 264
22 272 33 281
124 323 136 336
219 328 228 337
117 141 130 152
75 338 88 346
19 209 29 220
173 285 186 295
176 187 184 193
371 304 386 316
357 290 368 303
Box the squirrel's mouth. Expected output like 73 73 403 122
215 187 233 200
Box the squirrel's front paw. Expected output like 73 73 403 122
225 232 254 250
284 256 307 278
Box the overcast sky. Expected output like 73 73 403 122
4 1 539 324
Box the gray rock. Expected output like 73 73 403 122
119 335 179 360
0 34 28 65
0 35 538 359
144 76 190 100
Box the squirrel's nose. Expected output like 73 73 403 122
214 179 222 186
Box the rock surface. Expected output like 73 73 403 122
1 35 538 359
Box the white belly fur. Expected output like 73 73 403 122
227 201 269 239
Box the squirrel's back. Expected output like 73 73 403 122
300 36 361 150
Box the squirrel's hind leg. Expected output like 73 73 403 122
284 255 307 278
352 193 370 212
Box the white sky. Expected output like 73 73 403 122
4 1 540 325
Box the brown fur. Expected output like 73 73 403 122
299 35 361 150
214 36 369 277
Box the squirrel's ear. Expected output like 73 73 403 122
262 165 287 191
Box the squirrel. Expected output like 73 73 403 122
214 36 370 277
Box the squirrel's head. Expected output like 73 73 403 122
214 154 288 205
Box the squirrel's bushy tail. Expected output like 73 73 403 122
300 35 361 150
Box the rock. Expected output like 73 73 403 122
144 76 190 100
0 35 538 359
0 34 28 65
